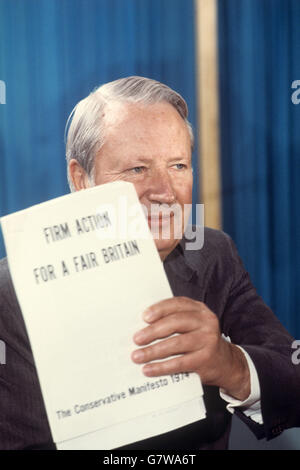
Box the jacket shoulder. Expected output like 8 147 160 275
182 227 238 272
0 257 16 304
0 257 32 358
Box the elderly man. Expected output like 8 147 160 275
0 76 299 450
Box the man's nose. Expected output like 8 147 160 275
146 169 176 204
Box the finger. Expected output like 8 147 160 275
141 351 202 377
133 312 201 346
132 331 202 364
143 297 205 323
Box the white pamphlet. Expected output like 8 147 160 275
1 182 206 449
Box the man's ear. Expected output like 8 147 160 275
68 159 91 191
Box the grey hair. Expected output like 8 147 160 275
65 76 194 191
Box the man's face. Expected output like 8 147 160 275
86 101 193 260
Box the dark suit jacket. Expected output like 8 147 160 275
0 228 299 450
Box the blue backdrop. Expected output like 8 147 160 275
218 0 300 338
1 0 300 450
1 0 299 341
0 0 199 256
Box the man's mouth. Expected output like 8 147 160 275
147 212 175 224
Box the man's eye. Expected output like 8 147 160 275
174 163 187 170
129 166 146 174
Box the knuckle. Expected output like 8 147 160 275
145 346 157 361
172 334 183 349
196 300 205 309
158 340 169 356
172 312 185 324
176 355 186 371
174 296 185 309
174 296 192 307
201 347 211 363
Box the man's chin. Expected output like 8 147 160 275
153 238 180 261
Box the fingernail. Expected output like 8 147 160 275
133 330 146 343
132 350 144 362
143 365 152 376
143 308 155 322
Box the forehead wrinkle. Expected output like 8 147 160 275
96 101 191 170
119 154 189 163
103 100 186 133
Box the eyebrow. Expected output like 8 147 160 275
122 156 189 164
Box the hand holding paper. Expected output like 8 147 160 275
1 182 206 449
133 297 250 401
